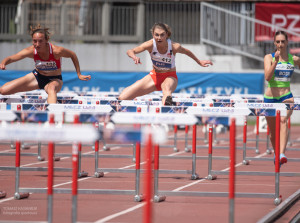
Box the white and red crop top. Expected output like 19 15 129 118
150 38 175 70
34 43 61 72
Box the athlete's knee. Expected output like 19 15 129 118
0 85 9 95
162 88 172 96
118 93 127 100
280 117 288 125
46 85 59 95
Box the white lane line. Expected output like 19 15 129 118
94 203 145 223
0 149 15 153
0 196 14 203
93 150 269 222
0 146 124 203
176 152 267 191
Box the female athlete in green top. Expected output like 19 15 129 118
264 30 300 166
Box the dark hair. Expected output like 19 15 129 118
30 24 50 41
150 23 172 38
274 30 288 41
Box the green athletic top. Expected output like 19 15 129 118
268 53 294 88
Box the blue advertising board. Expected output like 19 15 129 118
0 71 264 94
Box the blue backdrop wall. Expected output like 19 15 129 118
0 71 264 94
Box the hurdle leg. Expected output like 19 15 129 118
173 125 178 152
14 141 29 200
266 125 272 154
204 124 208 144
134 141 144 202
153 144 166 202
94 139 104 178
191 125 199 180
132 143 136 163
207 126 217 180
10 140 15 149
37 141 45 161
184 125 190 152
47 141 54 223
255 116 260 154
21 141 30 150
102 122 110 151
102 138 110 151
274 111 282 205
213 124 219 144
77 142 88 178
72 142 79 223
229 118 236 223
73 115 88 178
10 122 15 149
242 118 249 165
143 133 153 223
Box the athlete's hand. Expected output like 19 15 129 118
78 74 91 81
132 56 142 65
199 60 213 67
274 50 280 62
0 63 6 70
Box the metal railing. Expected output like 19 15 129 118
0 0 257 44
200 2 300 61
0 1 299 63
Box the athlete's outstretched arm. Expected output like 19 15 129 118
0 47 33 70
174 43 213 67
57 46 91 81
127 40 153 64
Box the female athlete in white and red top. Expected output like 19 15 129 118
118 22 213 105
0 24 91 103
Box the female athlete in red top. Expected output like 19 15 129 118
118 23 213 105
0 24 91 103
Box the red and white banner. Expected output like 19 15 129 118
255 3 300 41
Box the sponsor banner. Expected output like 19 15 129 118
111 113 198 125
0 71 264 95
0 123 99 142
185 106 284 117
255 3 300 41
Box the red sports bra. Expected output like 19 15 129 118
34 43 61 72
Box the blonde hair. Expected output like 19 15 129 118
150 23 172 38
30 24 51 40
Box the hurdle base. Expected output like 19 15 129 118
94 171 104 178
173 147 179 152
190 173 199 180
0 191 6 198
274 196 282 206
266 149 272 155
242 160 250 165
154 195 166 203
255 149 260 154
78 171 89 178
54 157 60 161
184 147 191 153
21 145 31 150
38 156 45 161
102 146 110 151
14 192 29 200
207 174 217 180
134 194 144 202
